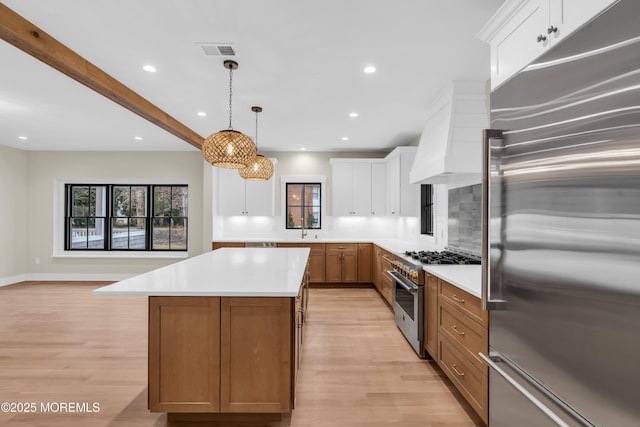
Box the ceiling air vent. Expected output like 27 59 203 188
198 43 237 57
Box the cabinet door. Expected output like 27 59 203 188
325 252 343 282
490 0 549 89
332 163 353 216
370 162 386 216
357 243 373 283
372 246 382 289
342 251 358 283
386 154 400 216
309 252 326 283
351 163 372 216
551 0 616 44
148 297 220 413
220 297 292 413
245 178 274 216
216 168 246 215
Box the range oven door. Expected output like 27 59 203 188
388 270 424 356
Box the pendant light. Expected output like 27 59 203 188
202 60 256 168
239 106 275 180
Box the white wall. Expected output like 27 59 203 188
0 145 29 285
25 151 205 280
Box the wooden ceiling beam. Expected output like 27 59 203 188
0 3 204 149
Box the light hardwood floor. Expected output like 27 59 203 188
0 282 483 427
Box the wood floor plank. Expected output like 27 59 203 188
0 282 483 426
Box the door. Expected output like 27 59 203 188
357 243 372 283
371 162 387 215
424 274 438 358
148 297 220 413
220 297 292 413
351 162 371 215
331 162 353 216
245 178 274 216
216 167 246 215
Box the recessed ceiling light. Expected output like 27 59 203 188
197 112 207 117
300 147 307 151
349 112 359 118
134 136 143 141
341 137 349 141
364 66 376 74
143 65 157 73
18 136 28 140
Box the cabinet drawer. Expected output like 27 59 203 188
325 243 357 252
439 280 488 327
438 335 488 424
439 300 488 374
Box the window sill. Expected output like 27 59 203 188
51 251 189 260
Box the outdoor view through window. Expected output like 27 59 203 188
65 184 188 251
286 183 321 229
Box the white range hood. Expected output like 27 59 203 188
409 81 488 186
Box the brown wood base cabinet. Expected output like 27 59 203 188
149 296 296 415
325 243 357 283
436 279 489 424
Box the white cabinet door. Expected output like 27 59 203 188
490 0 549 89
371 162 386 216
552 0 616 43
482 0 617 89
386 154 400 217
216 168 246 216
351 163 372 216
332 162 353 216
245 179 274 216
216 167 274 216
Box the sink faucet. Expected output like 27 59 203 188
301 217 307 239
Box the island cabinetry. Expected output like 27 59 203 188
357 243 373 283
148 296 294 414
325 243 357 283
436 279 489 424
220 297 292 413
278 243 325 283
148 297 220 413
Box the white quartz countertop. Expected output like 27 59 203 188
423 265 482 298
92 248 310 297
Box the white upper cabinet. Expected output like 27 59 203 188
385 147 418 217
478 0 617 89
215 166 275 216
371 162 387 216
330 159 386 216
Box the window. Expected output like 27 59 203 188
65 184 188 251
285 183 321 229
421 184 434 236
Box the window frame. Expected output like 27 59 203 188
285 182 322 230
64 183 188 252
421 184 434 236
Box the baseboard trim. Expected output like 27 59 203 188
0 274 28 287
0 273 134 286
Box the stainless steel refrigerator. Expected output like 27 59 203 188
481 1 640 425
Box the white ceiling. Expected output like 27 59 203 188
0 0 504 153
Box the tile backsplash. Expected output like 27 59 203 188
448 184 481 255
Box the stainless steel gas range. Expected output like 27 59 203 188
387 248 480 357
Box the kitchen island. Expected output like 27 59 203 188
93 247 310 421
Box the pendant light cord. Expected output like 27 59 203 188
255 109 259 149
228 67 233 129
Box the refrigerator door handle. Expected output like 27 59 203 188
480 352 571 427
482 128 506 310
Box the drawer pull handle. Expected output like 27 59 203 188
452 364 465 377
338 246 346 249
451 325 465 336
452 295 465 303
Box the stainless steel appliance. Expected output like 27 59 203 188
389 249 480 357
388 256 424 356
482 2 640 425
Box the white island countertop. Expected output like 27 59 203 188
423 265 482 298
93 248 310 297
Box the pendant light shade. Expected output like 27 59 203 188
238 106 274 180
239 154 274 180
202 60 256 168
